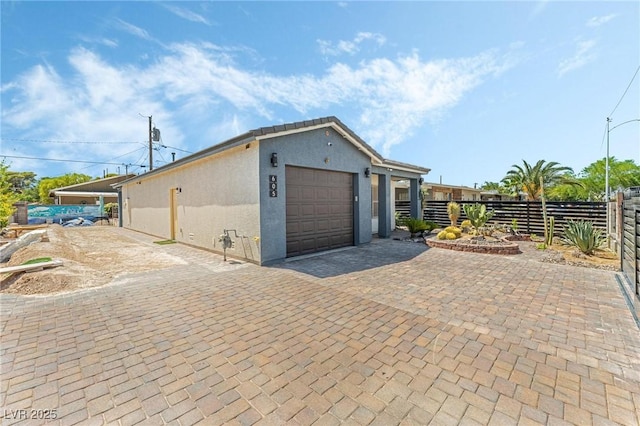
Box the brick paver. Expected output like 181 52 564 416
1 228 639 425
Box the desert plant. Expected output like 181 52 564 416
402 217 428 237
447 201 461 226
460 219 472 232
511 218 518 234
463 203 495 234
560 220 605 255
437 230 460 240
424 221 439 232
444 226 462 238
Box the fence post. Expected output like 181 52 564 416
526 201 530 234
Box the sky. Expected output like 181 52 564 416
1 1 639 188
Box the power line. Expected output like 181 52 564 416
609 65 640 118
0 155 146 167
157 144 192 154
1 138 141 145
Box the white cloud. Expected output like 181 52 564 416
163 4 212 26
2 42 516 174
530 0 550 19
77 35 118 48
557 39 597 77
318 32 386 56
114 18 153 41
586 14 617 27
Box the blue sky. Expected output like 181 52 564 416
1 1 639 187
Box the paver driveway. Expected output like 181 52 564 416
1 229 639 425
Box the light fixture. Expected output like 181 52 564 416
364 167 371 178
419 178 424 185
270 153 278 167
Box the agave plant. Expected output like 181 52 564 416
560 220 605 255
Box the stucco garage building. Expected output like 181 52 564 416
116 117 430 264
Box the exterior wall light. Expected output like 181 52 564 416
271 153 278 167
419 178 424 185
364 167 371 178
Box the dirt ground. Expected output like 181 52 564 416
0 225 185 296
1 225 621 296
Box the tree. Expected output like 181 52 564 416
37 173 92 204
0 161 19 227
6 171 39 202
502 160 580 200
480 181 503 191
549 157 640 201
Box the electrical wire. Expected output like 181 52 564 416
0 155 145 166
609 65 640 118
0 138 140 145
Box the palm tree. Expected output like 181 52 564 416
502 160 580 200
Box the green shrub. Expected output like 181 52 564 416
424 221 439 231
402 217 428 236
560 220 605 255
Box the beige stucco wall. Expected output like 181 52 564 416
121 143 261 262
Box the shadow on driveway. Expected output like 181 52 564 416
272 235 429 278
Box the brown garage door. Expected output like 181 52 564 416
286 166 354 257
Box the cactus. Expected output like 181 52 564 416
462 203 495 234
546 216 555 246
437 230 448 240
447 201 461 227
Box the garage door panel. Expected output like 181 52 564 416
286 166 353 257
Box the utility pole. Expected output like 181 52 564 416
148 115 153 171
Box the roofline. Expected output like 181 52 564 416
423 182 482 191
51 174 135 193
51 191 119 198
254 120 385 165
381 159 431 175
114 116 429 187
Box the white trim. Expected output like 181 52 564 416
53 191 118 197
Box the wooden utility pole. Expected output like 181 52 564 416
148 115 153 171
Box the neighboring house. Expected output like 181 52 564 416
480 190 527 201
115 117 430 265
396 181 482 201
49 175 134 205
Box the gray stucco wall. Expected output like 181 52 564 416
121 144 261 263
258 127 372 264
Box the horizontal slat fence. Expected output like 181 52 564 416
621 193 640 300
395 200 605 236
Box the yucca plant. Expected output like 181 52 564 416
560 220 605 255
